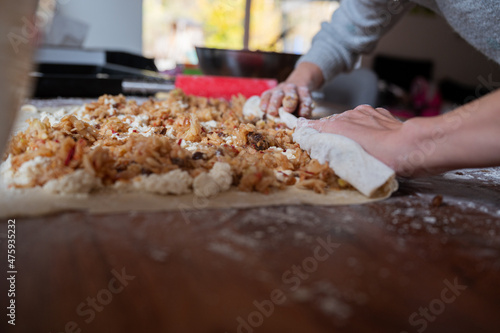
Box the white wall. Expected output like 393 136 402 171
57 0 143 54
362 12 500 86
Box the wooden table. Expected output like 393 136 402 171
2 98 500 332
1 167 500 333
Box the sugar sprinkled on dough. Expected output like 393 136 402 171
2 155 52 187
193 173 220 197
209 162 233 191
43 170 102 194
193 162 233 197
133 169 193 195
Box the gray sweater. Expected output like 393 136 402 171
299 0 500 82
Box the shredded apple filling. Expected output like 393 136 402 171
3 90 352 194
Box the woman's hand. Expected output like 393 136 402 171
260 83 313 118
297 105 417 176
298 89 500 178
259 62 324 118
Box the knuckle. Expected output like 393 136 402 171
354 104 369 111
376 107 390 115
298 86 309 94
269 99 281 108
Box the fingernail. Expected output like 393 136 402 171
260 104 267 111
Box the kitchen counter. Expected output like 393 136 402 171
1 99 500 333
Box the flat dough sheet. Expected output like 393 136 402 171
0 179 398 218
0 105 398 218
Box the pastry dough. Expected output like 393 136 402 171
0 94 398 218
293 126 395 197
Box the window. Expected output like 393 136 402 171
143 0 339 70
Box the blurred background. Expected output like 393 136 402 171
142 0 339 70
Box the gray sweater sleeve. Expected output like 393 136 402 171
298 0 415 82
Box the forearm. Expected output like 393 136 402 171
298 0 414 82
400 89 500 176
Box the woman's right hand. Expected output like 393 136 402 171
259 83 314 118
259 62 325 119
